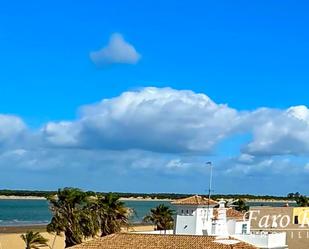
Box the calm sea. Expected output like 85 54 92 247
0 199 172 226
0 199 296 227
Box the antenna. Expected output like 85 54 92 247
206 161 213 200
206 161 213 221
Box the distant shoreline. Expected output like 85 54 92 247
0 223 152 234
0 195 46 200
0 224 47 233
0 195 296 203
245 199 296 203
119 197 172 202
0 196 172 201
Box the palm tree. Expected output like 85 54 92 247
47 188 99 248
21 231 48 249
143 204 174 232
91 193 130 236
296 195 309 207
234 199 249 212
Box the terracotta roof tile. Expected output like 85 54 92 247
172 195 218 206
213 208 245 220
70 234 257 249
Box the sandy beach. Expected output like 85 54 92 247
0 224 154 249
0 195 46 200
0 232 64 249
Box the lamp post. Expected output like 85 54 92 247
206 161 213 201
206 161 213 221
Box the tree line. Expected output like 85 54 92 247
0 189 301 200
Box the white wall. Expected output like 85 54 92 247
235 221 250 234
174 215 196 235
174 205 214 235
233 233 287 249
227 220 236 235
195 207 213 235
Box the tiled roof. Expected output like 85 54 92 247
70 234 257 249
213 208 245 220
172 195 218 206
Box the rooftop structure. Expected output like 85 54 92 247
172 195 218 206
173 196 250 236
213 208 245 220
171 196 288 249
70 233 258 249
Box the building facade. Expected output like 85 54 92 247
172 195 288 249
172 195 250 236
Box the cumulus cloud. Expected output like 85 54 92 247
2 87 309 193
39 88 309 158
0 114 26 147
244 105 309 156
41 121 80 147
90 33 141 66
43 87 239 153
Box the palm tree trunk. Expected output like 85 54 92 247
65 231 76 248
51 234 57 249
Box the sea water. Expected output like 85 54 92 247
0 199 296 227
0 199 172 226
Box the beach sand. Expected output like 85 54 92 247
0 225 154 249
0 232 64 249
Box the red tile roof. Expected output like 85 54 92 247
172 195 218 206
70 234 257 249
213 208 245 220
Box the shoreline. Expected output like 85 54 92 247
0 195 46 200
0 224 47 234
119 197 172 202
0 196 173 201
0 223 152 234
0 195 296 203
245 199 296 203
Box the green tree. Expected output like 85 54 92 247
234 199 249 212
296 195 309 207
90 193 130 236
143 204 174 232
21 231 48 249
47 188 99 248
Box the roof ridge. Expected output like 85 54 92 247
172 195 218 206
69 233 258 249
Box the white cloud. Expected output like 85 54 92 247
43 87 239 153
238 153 255 164
2 87 309 193
0 114 26 146
244 105 309 156
39 89 309 158
4 89 309 161
90 33 141 66
42 121 80 146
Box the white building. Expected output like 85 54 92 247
172 195 288 249
172 195 250 236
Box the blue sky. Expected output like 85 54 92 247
1 0 309 195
